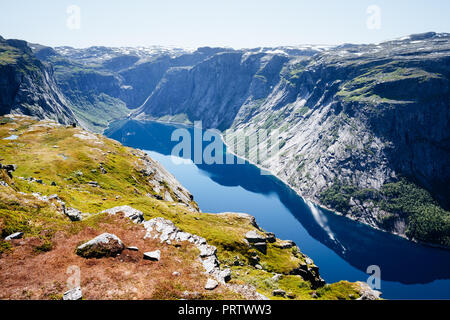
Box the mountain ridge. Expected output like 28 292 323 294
0 32 449 248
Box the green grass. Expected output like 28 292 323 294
0 44 21 65
68 93 130 133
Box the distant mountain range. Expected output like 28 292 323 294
0 32 449 247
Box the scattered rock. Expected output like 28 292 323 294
143 250 161 261
198 244 217 258
253 242 267 254
217 269 232 283
63 287 82 301
3 164 17 172
265 232 276 243
205 278 219 290
233 256 244 266
356 282 382 300
203 255 219 274
287 292 296 299
172 271 180 276
5 232 24 240
102 205 144 224
164 191 174 202
272 289 286 297
87 181 99 187
76 233 124 258
130 215 231 285
274 240 295 249
99 163 107 174
127 246 139 251
272 274 282 282
48 194 59 201
226 283 269 300
51 181 57 186
249 254 260 266
245 230 266 243
65 207 83 221
289 262 325 289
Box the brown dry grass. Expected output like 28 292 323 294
0 214 239 300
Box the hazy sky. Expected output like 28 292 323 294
1 0 449 48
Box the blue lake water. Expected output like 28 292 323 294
105 119 450 299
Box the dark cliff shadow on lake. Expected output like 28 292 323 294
105 119 450 285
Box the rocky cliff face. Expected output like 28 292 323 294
130 33 450 247
0 38 76 124
133 52 289 130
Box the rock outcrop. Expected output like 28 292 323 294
76 233 125 258
205 278 219 290
0 38 76 124
141 217 231 283
101 205 144 224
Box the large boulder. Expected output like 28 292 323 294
65 207 83 221
102 205 144 224
245 230 266 243
289 262 326 289
76 233 124 258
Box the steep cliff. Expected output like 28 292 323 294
0 38 76 124
131 33 450 247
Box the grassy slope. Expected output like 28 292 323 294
0 115 363 300
0 43 20 65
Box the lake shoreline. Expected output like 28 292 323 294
119 117 450 251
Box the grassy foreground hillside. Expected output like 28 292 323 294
0 115 373 300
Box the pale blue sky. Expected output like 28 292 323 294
1 0 449 48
